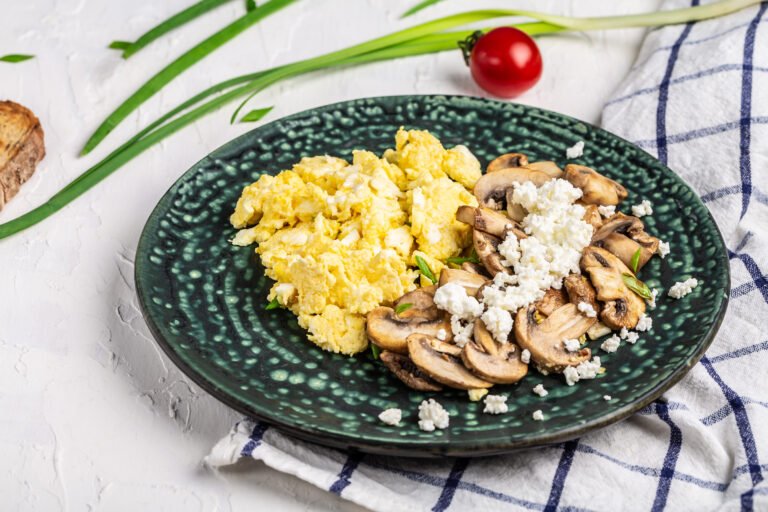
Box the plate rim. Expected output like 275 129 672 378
135 93 730 457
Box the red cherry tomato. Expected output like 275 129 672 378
465 27 543 98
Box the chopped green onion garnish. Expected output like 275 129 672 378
622 273 653 300
239 106 273 123
371 343 382 360
265 298 281 310
631 248 642 274
395 302 414 314
0 54 34 63
446 255 480 265
415 255 437 284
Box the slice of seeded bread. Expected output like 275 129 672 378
0 100 45 210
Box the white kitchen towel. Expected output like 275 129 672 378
207 1 768 510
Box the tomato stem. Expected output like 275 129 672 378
458 30 483 66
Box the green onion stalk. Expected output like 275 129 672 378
109 0 238 58
0 0 761 240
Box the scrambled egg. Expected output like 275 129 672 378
231 128 481 354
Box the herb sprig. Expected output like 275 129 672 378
415 255 437 284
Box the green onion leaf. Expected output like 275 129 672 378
109 0 235 59
395 302 414 314
3 1 761 238
239 106 273 122
446 255 480 265
401 0 444 18
631 248 642 274
246 0 257 11
82 0 298 155
108 41 132 51
415 255 437 284
622 273 653 300
265 298 281 310
370 343 382 360
0 54 35 63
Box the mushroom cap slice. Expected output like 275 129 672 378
379 351 443 392
393 286 439 321
473 229 509 277
367 307 452 354
526 161 563 179
580 246 646 329
600 232 654 270
473 168 551 212
487 152 529 173
564 164 627 205
461 261 490 277
407 334 493 390
582 204 604 231
514 303 595 372
592 213 659 270
563 274 600 314
438 268 489 297
535 288 568 317
456 205 526 239
587 322 612 340
462 321 528 384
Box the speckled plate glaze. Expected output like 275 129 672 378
135 95 729 457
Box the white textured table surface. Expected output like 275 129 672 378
0 1 659 510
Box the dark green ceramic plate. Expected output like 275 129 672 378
135 95 729 457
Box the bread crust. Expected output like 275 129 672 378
0 100 46 209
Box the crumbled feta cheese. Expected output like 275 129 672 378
533 384 548 397
636 314 653 332
578 301 597 318
435 282 484 319
625 331 639 344
564 357 603 386
532 410 545 421
648 288 658 309
481 307 513 344
566 141 584 159
378 408 402 426
658 241 670 259
521 349 531 364
577 357 602 379
435 283 484 347
603 395 612 401
498 233 521 268
600 334 621 353
450 317 474 347
619 327 629 339
564 366 580 386
483 394 509 415
468 388 488 402
480 179 593 315
597 205 616 218
631 199 653 218
563 338 582 352
418 399 449 432
668 278 699 299
436 328 447 341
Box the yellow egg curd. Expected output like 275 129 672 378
230 128 480 354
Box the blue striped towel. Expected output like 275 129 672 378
207 1 768 509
